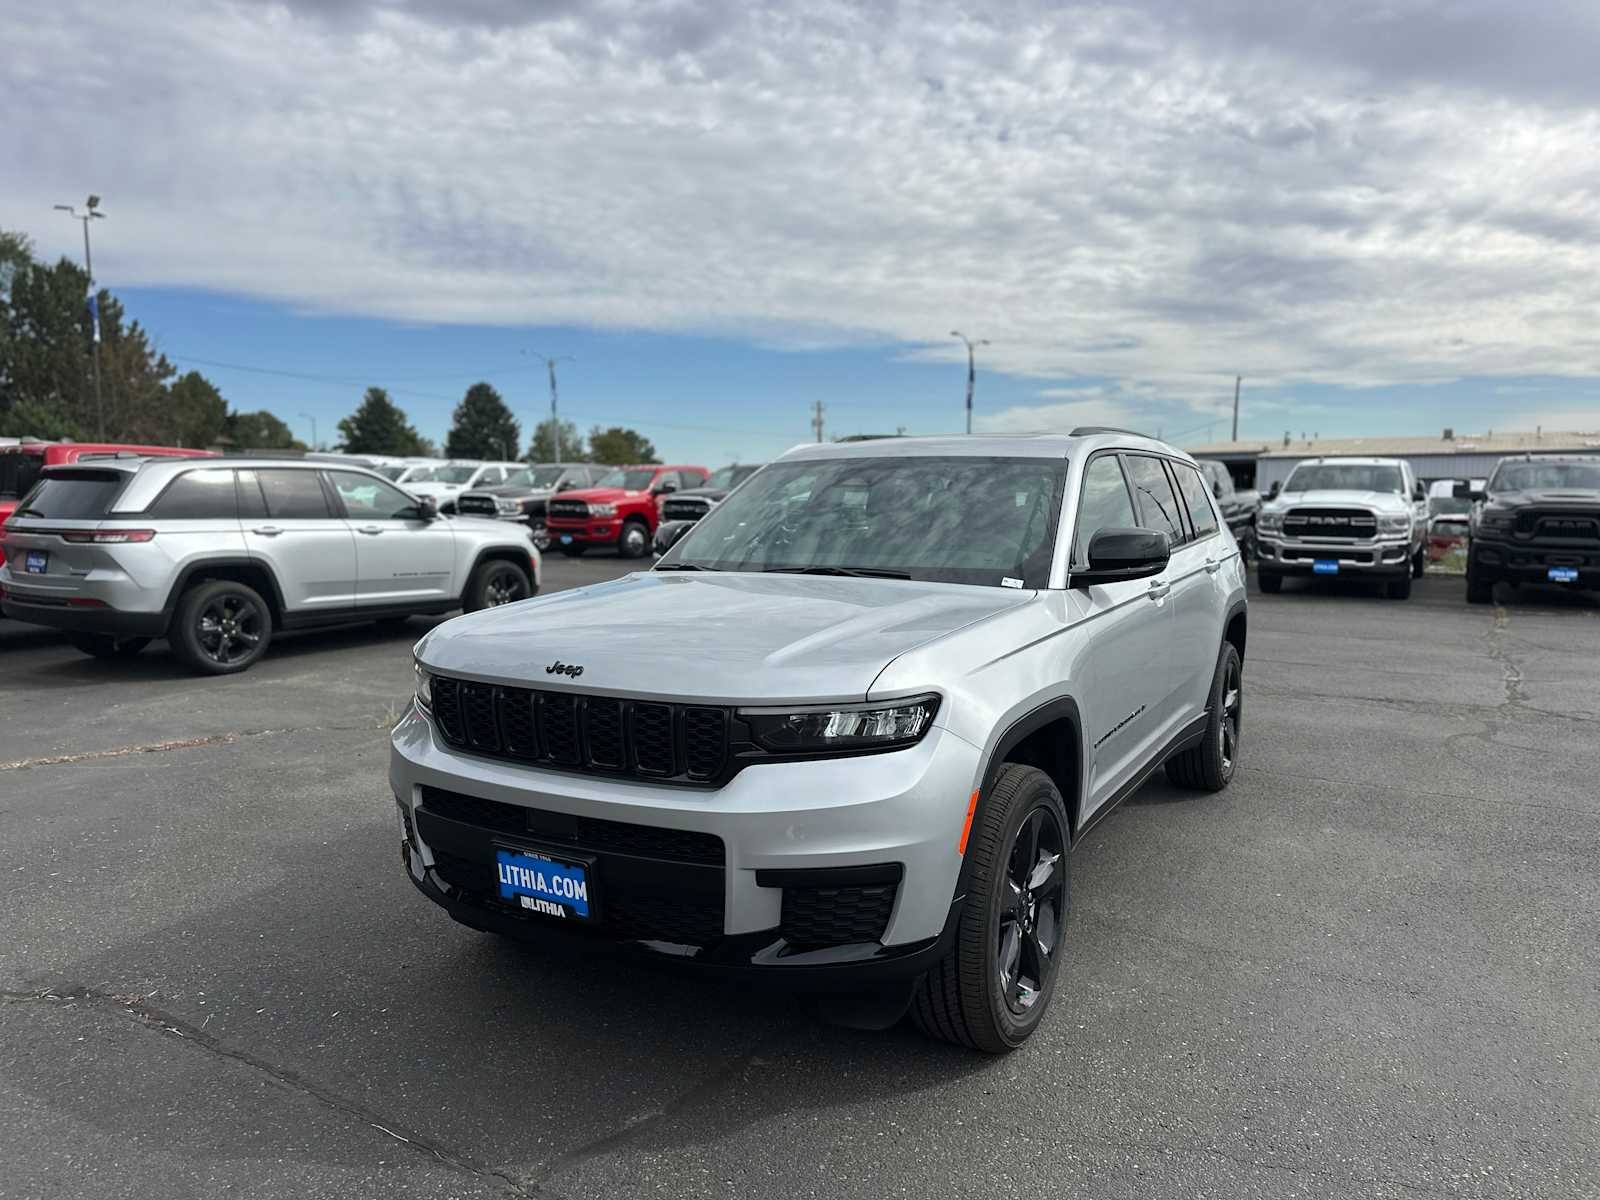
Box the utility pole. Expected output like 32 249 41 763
1231 375 1242 442
299 411 318 451
54 196 107 440
950 330 989 435
811 399 826 443
526 351 573 460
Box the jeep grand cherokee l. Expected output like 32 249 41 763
393 432 1247 1051
0 458 540 674
1466 455 1600 603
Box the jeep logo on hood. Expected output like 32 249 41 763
546 661 584 678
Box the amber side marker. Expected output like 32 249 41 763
958 789 980 855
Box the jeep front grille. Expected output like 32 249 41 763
1282 507 1379 540
429 675 730 783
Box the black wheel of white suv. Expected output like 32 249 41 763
911 764 1069 1053
464 559 533 612
171 580 272 675
1165 640 1242 792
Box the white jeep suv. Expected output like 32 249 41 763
392 432 1247 1051
0 457 540 674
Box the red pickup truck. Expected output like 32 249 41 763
0 441 215 565
544 463 709 558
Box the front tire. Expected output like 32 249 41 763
617 518 650 559
70 633 151 659
910 764 1069 1053
1466 555 1495 605
463 559 533 612
170 580 272 675
1412 549 1426 579
1166 641 1242 792
1385 573 1413 600
1257 570 1283 594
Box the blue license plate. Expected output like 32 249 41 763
495 846 594 920
1312 559 1339 575
560 534 573 545
24 549 48 575
1548 566 1579 584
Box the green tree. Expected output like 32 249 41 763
162 371 229 448
226 409 303 451
445 382 519 460
526 417 587 463
586 425 659 466
338 386 430 455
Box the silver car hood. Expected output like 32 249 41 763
414 571 1033 704
1265 488 1409 515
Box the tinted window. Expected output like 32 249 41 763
0 452 45 500
10 470 128 519
149 469 238 519
1072 454 1138 567
1490 461 1600 491
329 470 421 520
257 469 331 519
1284 463 1404 493
477 467 504 486
1123 454 1184 544
593 467 658 490
1174 464 1219 538
670 455 1065 588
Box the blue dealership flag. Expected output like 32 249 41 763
86 289 101 343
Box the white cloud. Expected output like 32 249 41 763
7 0 1600 428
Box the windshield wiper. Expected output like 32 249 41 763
654 562 718 571
763 565 912 579
13 507 44 518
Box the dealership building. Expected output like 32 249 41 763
1187 430 1600 492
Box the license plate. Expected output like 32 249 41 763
1548 566 1579 584
24 549 48 574
495 846 594 921
560 534 573 545
1312 559 1339 575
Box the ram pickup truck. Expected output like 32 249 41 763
544 464 709 558
1256 456 1428 598
454 464 604 550
393 431 1247 1051
1465 455 1600 603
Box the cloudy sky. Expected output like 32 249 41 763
8 0 1600 458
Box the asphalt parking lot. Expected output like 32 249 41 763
3 560 1597 1200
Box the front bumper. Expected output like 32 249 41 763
389 705 979 980
1257 535 1411 575
1471 538 1599 587
545 518 623 545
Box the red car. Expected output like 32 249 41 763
544 463 708 558
0 441 215 565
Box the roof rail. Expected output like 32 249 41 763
1069 425 1150 438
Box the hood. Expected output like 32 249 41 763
414 571 1033 704
665 486 729 502
1490 487 1600 507
462 483 551 500
1266 488 1409 514
552 486 638 505
406 480 468 498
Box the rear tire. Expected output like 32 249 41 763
1466 558 1495 605
170 580 272 675
1257 570 1283 594
1165 641 1242 792
463 559 533 612
910 764 1069 1053
70 633 151 659
1386 573 1412 600
617 518 650 559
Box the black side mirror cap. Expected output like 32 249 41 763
417 495 439 520
652 520 692 556
1267 481 1282 499
1070 528 1171 589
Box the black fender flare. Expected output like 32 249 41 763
160 557 287 623
463 545 540 600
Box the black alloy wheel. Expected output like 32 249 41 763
997 806 1068 1018
1166 640 1243 792
1218 650 1242 776
483 566 529 606
196 592 266 666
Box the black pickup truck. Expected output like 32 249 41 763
1198 459 1260 562
1465 454 1600 603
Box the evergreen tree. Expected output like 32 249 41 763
226 409 303 451
526 417 587 463
587 425 659 466
445 381 520 460
338 386 430 455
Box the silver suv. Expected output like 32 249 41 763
392 432 1247 1051
0 457 541 674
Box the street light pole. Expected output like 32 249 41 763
55 196 107 440
950 330 989 435
299 412 318 450
526 352 574 461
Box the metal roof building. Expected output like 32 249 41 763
1238 430 1600 492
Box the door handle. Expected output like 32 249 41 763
252 525 283 537
1204 557 1222 574
1147 579 1171 600
358 525 382 535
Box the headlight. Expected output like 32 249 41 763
414 663 432 712
739 695 940 752
1258 511 1284 533
590 503 617 517
1479 511 1514 532
1379 513 1411 534
496 498 520 514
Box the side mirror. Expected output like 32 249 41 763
417 495 439 521
653 520 692 556
1412 484 1427 502
1267 481 1282 499
1071 528 1171 589
1211 479 1224 499
655 480 679 494
556 481 575 492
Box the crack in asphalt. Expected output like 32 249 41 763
0 714 403 772
0 984 533 1198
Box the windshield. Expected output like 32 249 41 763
500 468 534 488
528 467 567 487
705 464 762 490
1490 461 1600 491
430 466 478 484
1284 463 1404 494
378 465 408 481
593 467 658 491
663 455 1065 588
